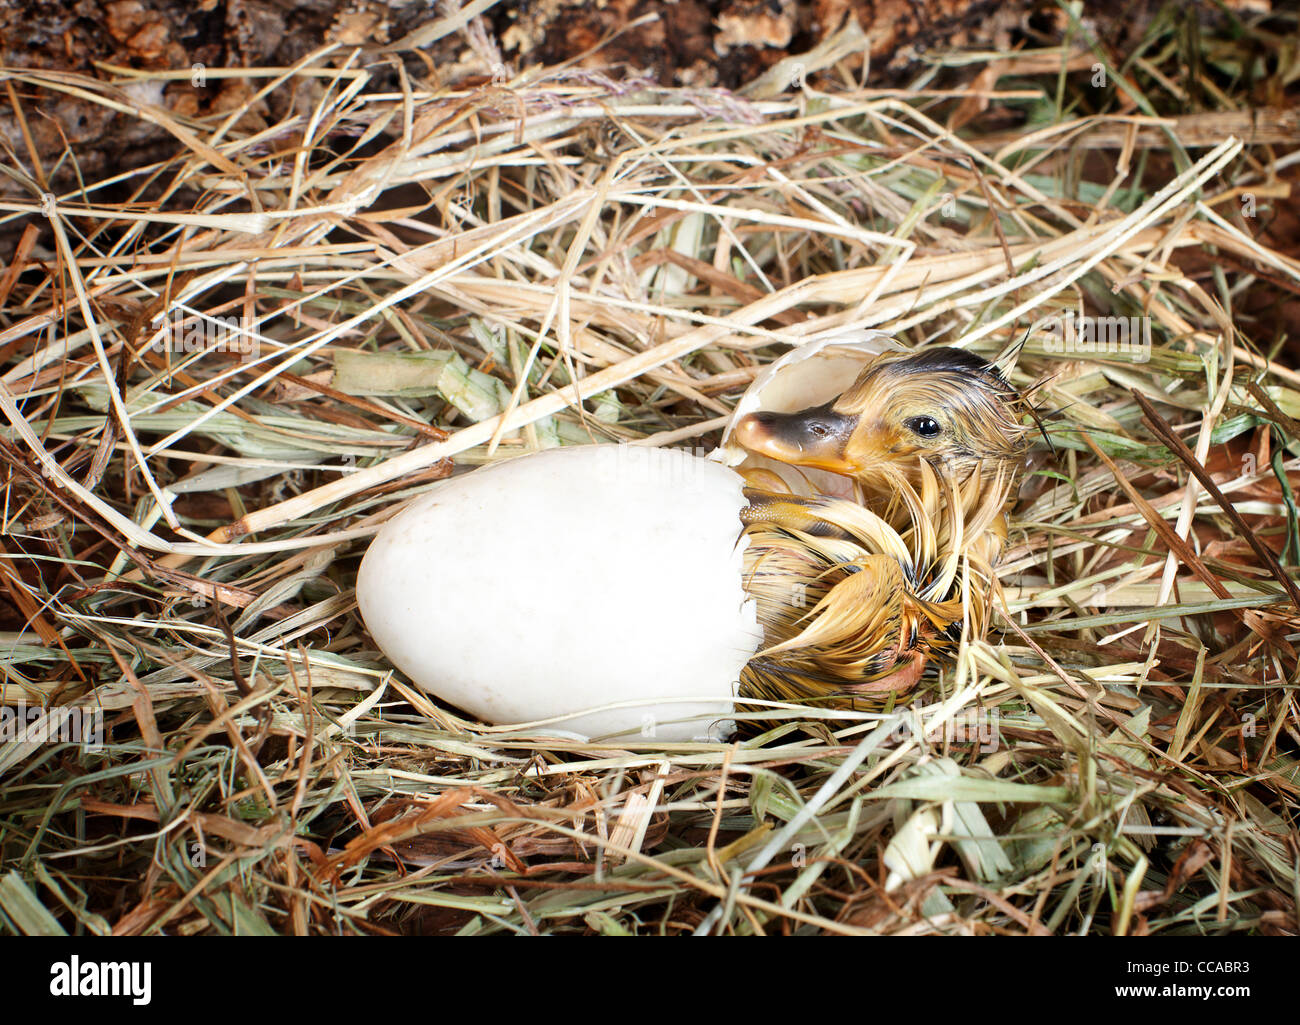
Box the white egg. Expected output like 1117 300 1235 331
357 444 762 741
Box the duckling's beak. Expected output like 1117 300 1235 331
733 402 861 474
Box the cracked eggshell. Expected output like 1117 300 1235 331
709 329 903 497
357 444 762 741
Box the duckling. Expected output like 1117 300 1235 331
734 347 1031 707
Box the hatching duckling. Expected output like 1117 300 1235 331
734 347 1032 706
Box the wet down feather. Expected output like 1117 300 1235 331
734 347 1034 709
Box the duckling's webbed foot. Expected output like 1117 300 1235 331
740 488 855 539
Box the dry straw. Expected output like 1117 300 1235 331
0 16 1297 935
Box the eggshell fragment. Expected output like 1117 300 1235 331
357 445 761 741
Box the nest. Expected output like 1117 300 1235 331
1 16 1298 936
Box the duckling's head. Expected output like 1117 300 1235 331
733 347 1030 487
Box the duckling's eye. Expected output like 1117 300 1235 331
806 420 833 438
905 416 942 439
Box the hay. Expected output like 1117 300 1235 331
1 20 1298 935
